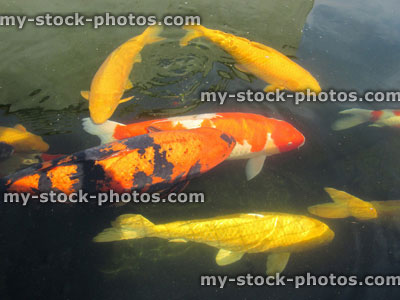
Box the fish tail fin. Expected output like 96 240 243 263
308 187 353 218
93 214 156 243
141 25 165 44
82 117 123 144
180 25 206 47
308 202 350 219
332 108 372 130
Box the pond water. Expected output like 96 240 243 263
0 0 399 299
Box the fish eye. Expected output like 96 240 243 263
288 142 293 145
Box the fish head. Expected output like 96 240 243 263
302 79 322 94
24 134 49 153
294 216 335 250
270 120 305 153
348 200 378 220
89 100 119 124
293 75 321 94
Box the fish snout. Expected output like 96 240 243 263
90 106 116 124
34 138 49 153
272 121 305 153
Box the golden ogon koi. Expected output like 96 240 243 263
180 25 321 93
94 212 334 275
0 124 49 153
81 26 165 124
308 188 400 220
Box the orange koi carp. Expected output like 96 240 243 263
82 112 305 181
0 128 235 195
180 25 321 93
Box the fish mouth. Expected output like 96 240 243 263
297 134 306 149
323 228 335 242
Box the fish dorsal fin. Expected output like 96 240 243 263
14 124 27 132
169 238 188 243
324 187 360 204
215 249 244 266
234 64 249 74
250 41 275 53
266 252 291 275
119 96 134 104
81 91 90 100
245 155 267 181
125 79 134 90
307 202 351 219
146 126 163 133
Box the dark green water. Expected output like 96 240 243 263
1 0 400 299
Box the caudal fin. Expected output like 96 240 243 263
93 214 155 242
308 187 353 218
332 108 372 130
180 25 205 47
141 25 166 44
82 117 124 144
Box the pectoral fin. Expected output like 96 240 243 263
245 155 267 181
119 96 134 104
14 124 27 132
216 249 244 266
169 238 188 243
234 64 249 73
266 252 291 275
368 123 383 128
125 79 134 90
81 91 90 100
308 203 350 219
134 53 142 64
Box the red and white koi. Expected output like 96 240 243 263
82 112 305 180
332 108 400 130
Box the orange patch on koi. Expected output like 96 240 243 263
47 165 79 194
8 174 40 193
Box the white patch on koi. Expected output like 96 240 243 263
164 113 219 128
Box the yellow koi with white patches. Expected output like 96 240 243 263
81 25 165 124
94 212 334 275
180 25 321 93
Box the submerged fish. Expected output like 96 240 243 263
0 142 14 161
307 188 400 220
0 124 49 153
82 112 305 180
81 26 165 124
332 108 400 130
180 25 321 93
94 212 334 275
0 153 41 178
0 128 235 195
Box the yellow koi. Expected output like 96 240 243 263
81 26 165 124
0 124 49 153
180 25 321 93
308 188 381 220
94 212 334 275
